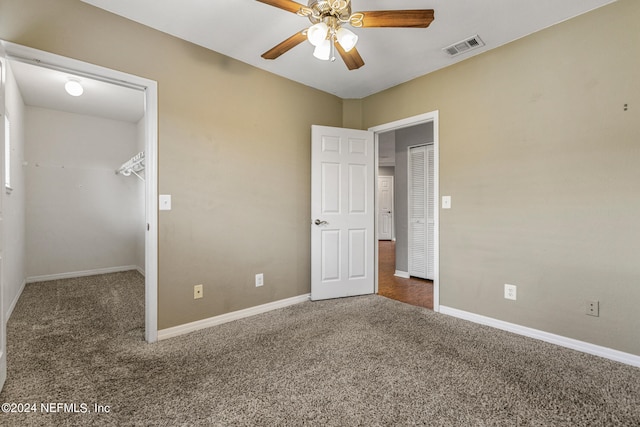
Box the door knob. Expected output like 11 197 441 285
314 219 328 226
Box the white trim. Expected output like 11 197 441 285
1 40 160 344
373 132 380 294
158 294 311 341
6 280 25 320
394 270 410 279
440 306 640 368
369 111 440 312
26 266 141 284
143 81 158 343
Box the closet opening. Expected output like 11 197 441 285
2 40 158 344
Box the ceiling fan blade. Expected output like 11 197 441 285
357 10 435 28
256 0 309 14
335 42 365 70
261 31 308 60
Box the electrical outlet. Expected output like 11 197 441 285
586 300 599 317
504 284 517 301
194 284 203 299
255 273 264 287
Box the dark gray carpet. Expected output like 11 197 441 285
1 271 639 426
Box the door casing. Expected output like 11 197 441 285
0 52 7 391
370 111 440 312
0 40 159 342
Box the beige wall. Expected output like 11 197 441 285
342 99 363 129
362 0 640 355
0 0 343 329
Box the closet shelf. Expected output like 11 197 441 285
116 152 145 181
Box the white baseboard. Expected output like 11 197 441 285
26 265 141 284
394 270 410 279
158 293 311 341
6 279 26 320
440 305 640 368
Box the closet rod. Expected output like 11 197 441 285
116 152 145 182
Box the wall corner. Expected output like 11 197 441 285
342 98 363 130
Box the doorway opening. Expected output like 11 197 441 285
370 111 439 311
1 41 158 343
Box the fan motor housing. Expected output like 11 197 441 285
307 0 351 22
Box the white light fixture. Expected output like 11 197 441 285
313 39 331 61
65 80 84 97
307 22 329 47
336 27 358 52
307 18 358 62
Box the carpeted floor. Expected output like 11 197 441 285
1 271 639 426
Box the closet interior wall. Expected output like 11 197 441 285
25 106 144 280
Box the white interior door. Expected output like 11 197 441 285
378 176 394 240
311 125 375 300
408 144 435 280
0 54 8 391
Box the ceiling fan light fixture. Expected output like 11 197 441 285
313 39 331 60
336 27 358 52
65 80 84 97
307 22 329 47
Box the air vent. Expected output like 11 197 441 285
443 35 485 57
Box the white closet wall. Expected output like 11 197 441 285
25 106 143 279
2 62 27 315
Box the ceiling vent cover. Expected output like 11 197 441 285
443 35 485 57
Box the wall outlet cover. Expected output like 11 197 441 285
586 300 599 317
194 284 203 299
504 284 517 300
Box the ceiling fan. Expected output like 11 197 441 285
257 0 435 70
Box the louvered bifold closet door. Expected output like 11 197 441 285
425 145 434 280
408 145 434 280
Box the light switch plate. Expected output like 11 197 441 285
442 196 451 209
159 194 172 211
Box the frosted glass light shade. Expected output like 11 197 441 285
313 39 331 60
65 80 84 97
307 22 329 47
336 27 358 52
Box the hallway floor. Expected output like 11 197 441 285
378 240 433 309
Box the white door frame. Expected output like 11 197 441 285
369 111 440 312
0 53 7 391
0 41 159 342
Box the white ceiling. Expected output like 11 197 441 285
81 0 616 99
9 59 145 123
8 0 616 122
